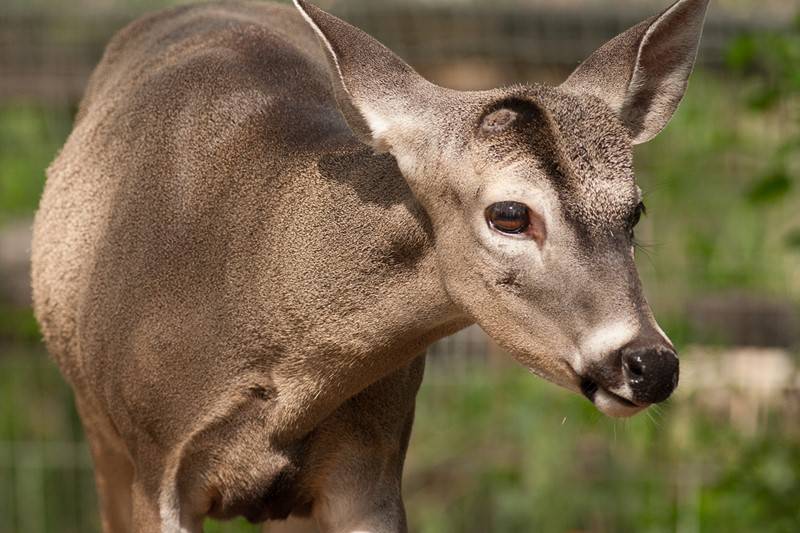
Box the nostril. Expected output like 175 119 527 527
623 353 645 379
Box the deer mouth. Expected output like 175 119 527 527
580 377 645 418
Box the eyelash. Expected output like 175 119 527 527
629 201 646 238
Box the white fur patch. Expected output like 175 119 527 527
575 321 637 372
360 107 391 142
158 474 193 532
593 387 644 418
651 319 673 346
158 487 180 532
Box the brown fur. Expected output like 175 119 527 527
31 0 708 531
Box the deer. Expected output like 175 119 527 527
31 0 710 531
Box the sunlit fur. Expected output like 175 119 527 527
31 0 708 530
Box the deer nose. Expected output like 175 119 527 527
621 341 679 404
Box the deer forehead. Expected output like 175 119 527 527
472 86 638 229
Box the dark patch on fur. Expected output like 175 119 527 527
477 94 572 195
209 433 315 523
583 352 625 391
496 270 522 292
248 384 275 401
382 231 430 269
318 149 434 270
318 149 410 208
241 467 312 523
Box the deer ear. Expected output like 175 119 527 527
560 0 710 144
294 0 431 152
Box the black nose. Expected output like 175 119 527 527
621 341 679 404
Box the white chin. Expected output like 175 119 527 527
593 388 646 418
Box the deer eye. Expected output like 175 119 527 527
633 201 646 226
486 201 530 235
628 201 646 239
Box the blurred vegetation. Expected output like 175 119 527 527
1 348 798 533
726 14 800 253
0 307 41 343
0 105 72 223
634 23 800 324
1 3 799 533
408 363 800 533
3 0 797 18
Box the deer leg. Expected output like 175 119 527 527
76 393 186 532
310 355 425 533
75 394 135 533
131 478 171 532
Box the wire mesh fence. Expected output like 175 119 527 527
0 347 97 533
0 0 791 102
0 441 96 533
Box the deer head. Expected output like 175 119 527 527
295 0 710 417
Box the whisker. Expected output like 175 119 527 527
645 409 660 428
633 239 661 253
632 239 661 270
